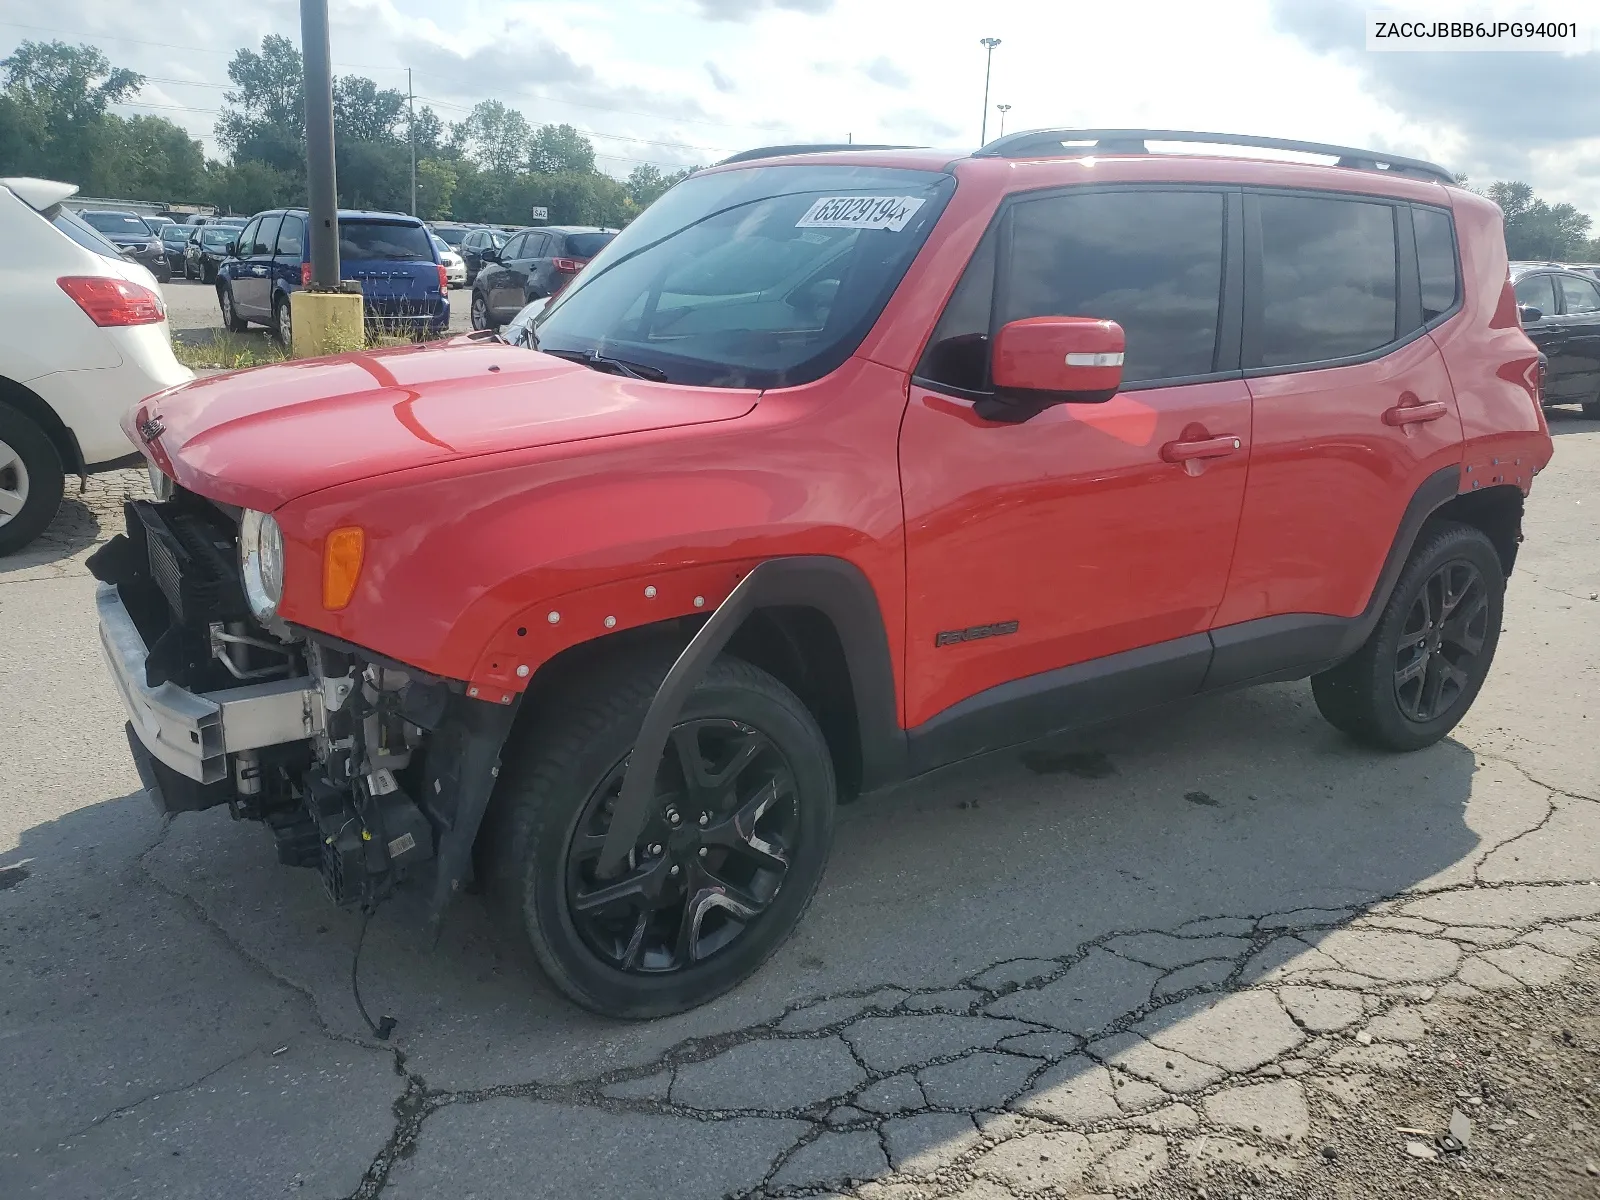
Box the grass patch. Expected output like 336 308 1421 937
172 331 288 372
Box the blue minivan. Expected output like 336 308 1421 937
216 208 450 345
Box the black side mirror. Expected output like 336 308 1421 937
480 248 500 264
1518 304 1543 323
225 239 239 257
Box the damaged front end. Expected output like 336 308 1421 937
89 490 516 921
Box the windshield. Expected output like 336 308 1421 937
532 164 953 388
339 220 434 261
433 226 467 246
561 232 615 258
431 235 453 255
201 228 234 248
162 226 191 245
81 211 152 236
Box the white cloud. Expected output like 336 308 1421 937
5 0 1598 203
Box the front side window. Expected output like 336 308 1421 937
1413 206 1459 322
234 218 260 258
1514 273 1556 314
500 233 528 260
252 214 283 256
532 164 954 388
1256 194 1398 367
918 188 1226 392
1558 273 1600 314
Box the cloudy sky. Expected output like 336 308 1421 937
3 0 1598 202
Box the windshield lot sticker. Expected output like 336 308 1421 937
796 195 926 232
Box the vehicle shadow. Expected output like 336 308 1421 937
0 469 150 574
5 675 1496 1182
1544 405 1598 435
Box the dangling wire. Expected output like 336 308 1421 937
351 906 397 1041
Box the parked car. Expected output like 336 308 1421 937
159 222 195 273
431 234 466 288
470 226 616 329
457 225 507 284
0 177 191 554
144 214 176 236
93 132 1551 1018
77 209 170 282
185 224 235 283
428 223 473 249
1511 262 1600 417
216 208 449 344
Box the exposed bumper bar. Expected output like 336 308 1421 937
97 583 324 784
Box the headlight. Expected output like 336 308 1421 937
240 509 284 620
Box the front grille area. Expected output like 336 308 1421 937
127 500 248 625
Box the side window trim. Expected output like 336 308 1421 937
1240 186 1424 379
912 182 1245 400
1396 205 1422 337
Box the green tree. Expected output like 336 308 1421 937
207 159 298 215
626 162 694 209
334 76 406 143
106 114 208 199
455 101 531 174
1483 180 1595 261
0 40 142 188
412 106 446 156
529 123 595 174
216 35 305 176
415 157 458 218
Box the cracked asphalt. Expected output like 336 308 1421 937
2 416 1597 1200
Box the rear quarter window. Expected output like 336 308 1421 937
562 233 614 258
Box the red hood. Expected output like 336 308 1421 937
131 338 759 511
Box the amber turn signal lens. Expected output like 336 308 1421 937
322 526 365 610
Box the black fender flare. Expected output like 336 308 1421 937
595 555 906 878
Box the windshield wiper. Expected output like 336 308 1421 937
543 347 669 382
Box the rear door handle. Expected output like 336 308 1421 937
1383 400 1449 426
1161 435 1242 463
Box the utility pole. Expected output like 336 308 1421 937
997 103 1011 137
302 0 339 289
407 67 416 217
979 38 1001 145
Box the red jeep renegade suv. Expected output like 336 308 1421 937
94 130 1553 1018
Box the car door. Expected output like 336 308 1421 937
224 217 259 299
486 233 529 322
520 232 553 299
1513 273 1568 398
1553 272 1600 403
901 186 1251 746
1208 192 1465 681
235 213 281 318
274 212 306 307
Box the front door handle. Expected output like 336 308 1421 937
1383 399 1450 426
1161 435 1242 463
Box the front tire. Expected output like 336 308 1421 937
219 284 247 332
485 655 836 1018
470 291 490 331
0 401 66 556
1312 521 1504 751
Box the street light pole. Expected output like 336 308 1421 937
301 0 339 289
407 67 416 217
979 37 1001 145
996 103 1011 137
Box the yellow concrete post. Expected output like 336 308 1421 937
289 291 365 359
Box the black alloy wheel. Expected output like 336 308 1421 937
566 719 799 974
485 654 836 1018
1312 521 1504 751
1392 559 1489 723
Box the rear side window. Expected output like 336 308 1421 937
1413 207 1459 322
1558 273 1600 314
918 188 1226 390
276 214 305 257
338 221 433 261
44 205 123 257
1256 194 1397 367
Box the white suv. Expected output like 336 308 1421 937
0 177 193 555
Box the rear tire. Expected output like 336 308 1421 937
0 401 66 557
483 655 836 1018
274 295 292 348
219 284 247 332
1312 521 1503 751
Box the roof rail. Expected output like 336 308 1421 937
972 129 1455 185
716 143 922 166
